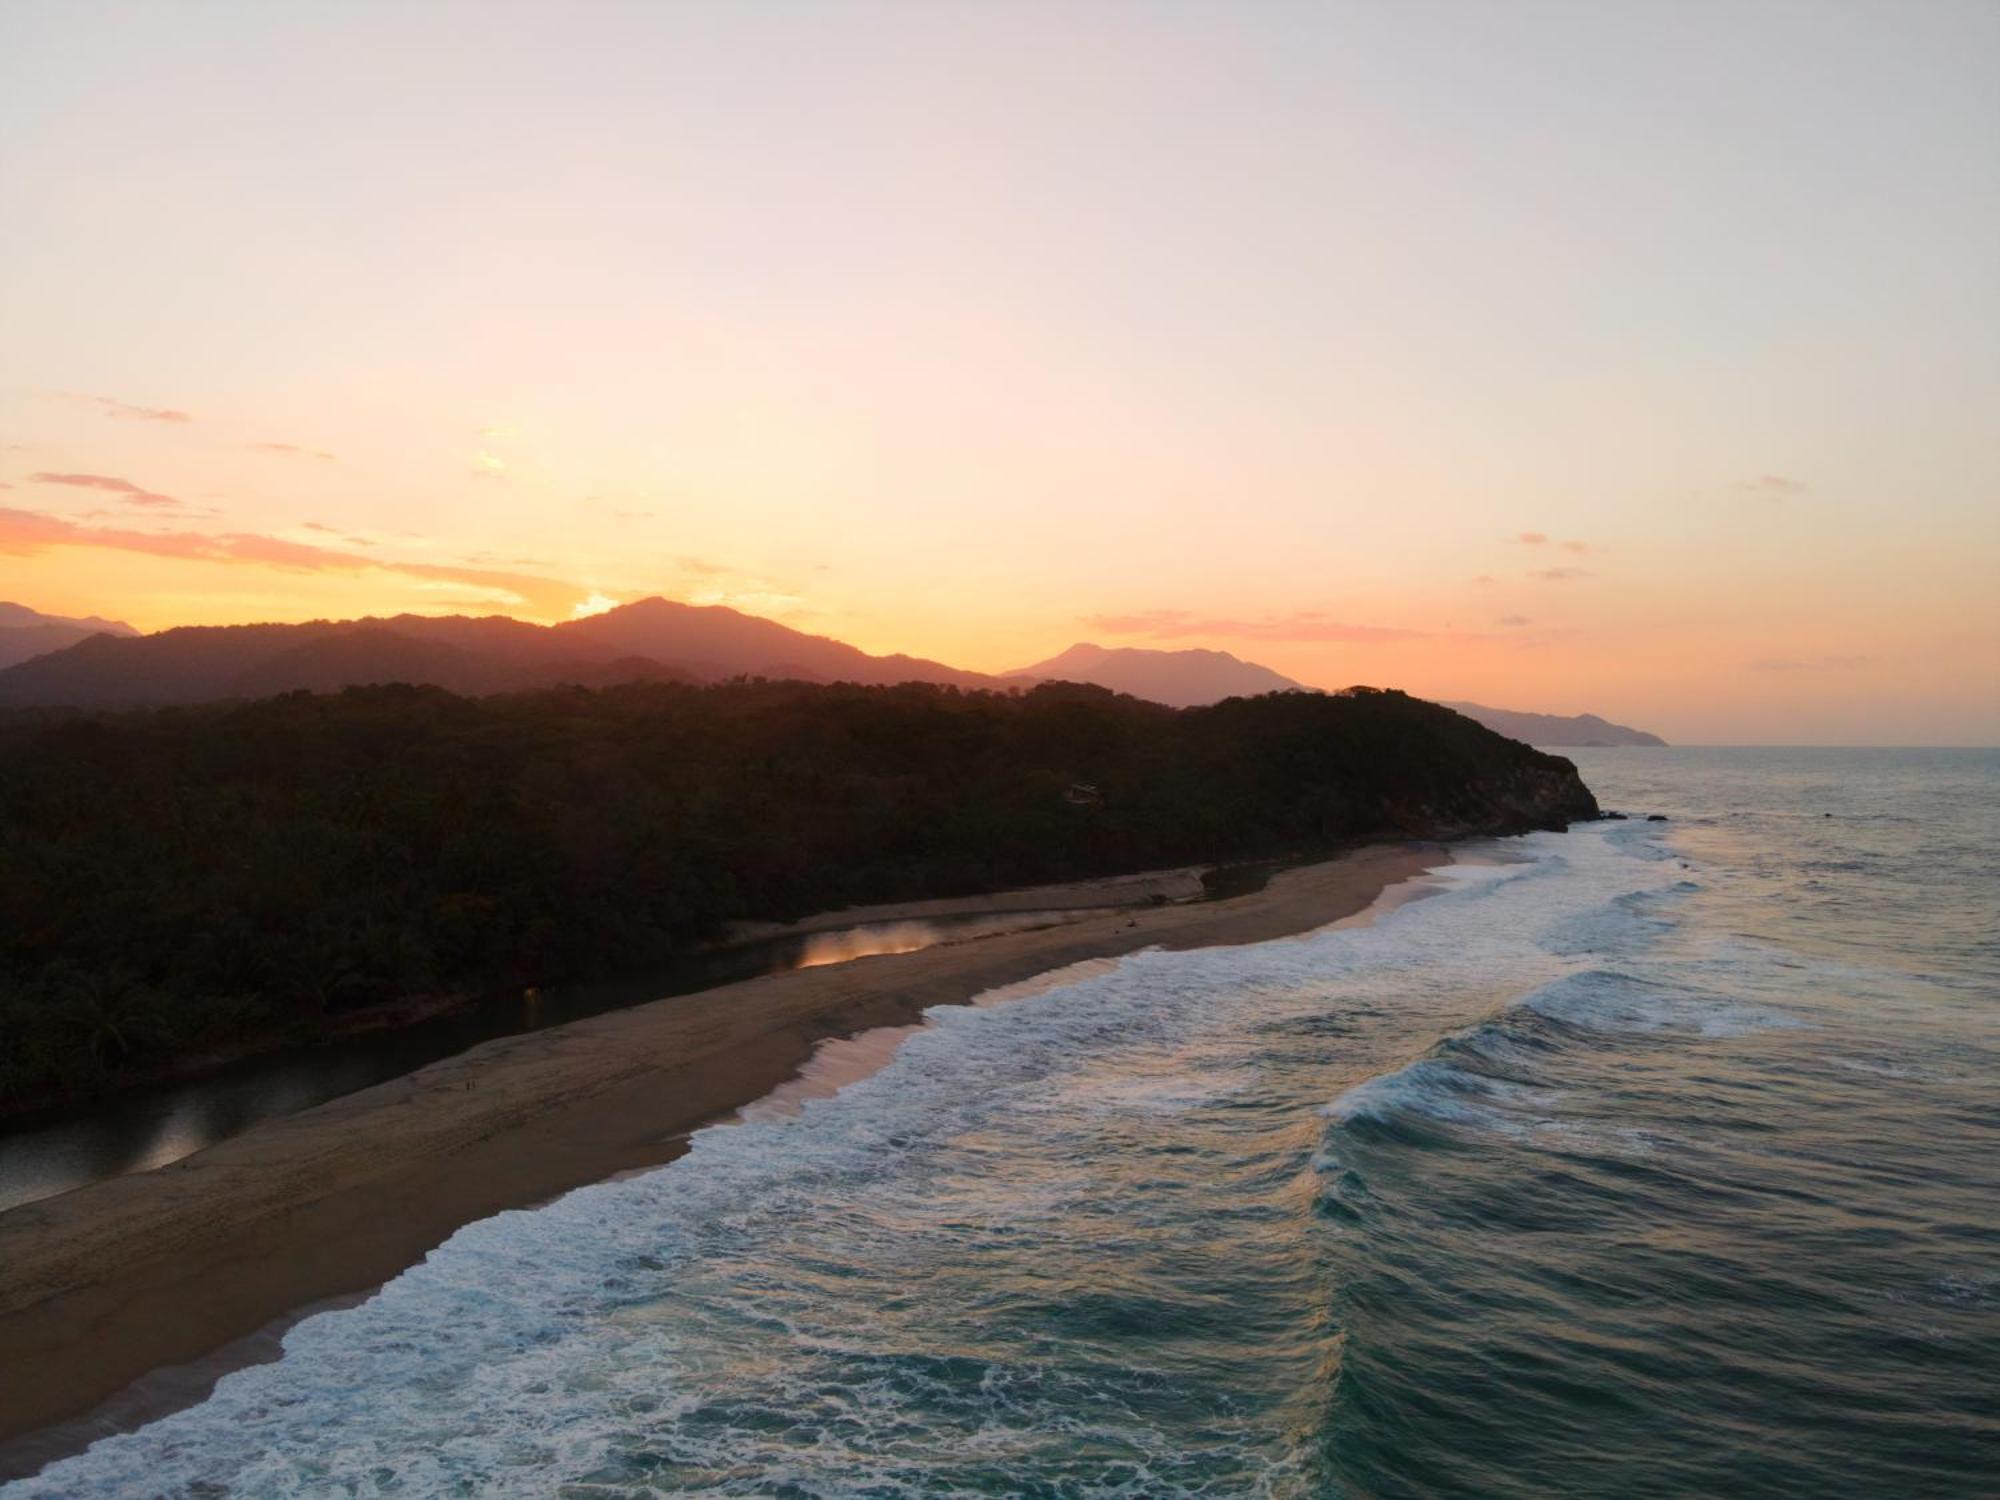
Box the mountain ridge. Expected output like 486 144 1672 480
0 598 1006 708
0 601 1663 746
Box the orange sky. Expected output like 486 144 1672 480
3 1 1996 744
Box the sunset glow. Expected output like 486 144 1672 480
2 1 1994 744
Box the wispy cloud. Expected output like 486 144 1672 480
0 506 580 615
250 442 336 462
1497 614 1532 627
1082 608 1423 643
1513 531 1591 554
29 471 180 508
57 393 194 423
1739 474 1808 496
472 451 507 478
1529 567 1592 583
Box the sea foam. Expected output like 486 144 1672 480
11 820 1705 1499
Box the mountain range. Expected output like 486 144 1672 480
0 598 1665 743
1440 701 1666 747
0 597 1002 709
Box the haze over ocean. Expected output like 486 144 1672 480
14 747 1994 1498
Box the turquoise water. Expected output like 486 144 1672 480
12 748 1997 1497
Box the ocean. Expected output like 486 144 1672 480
10 747 1997 1498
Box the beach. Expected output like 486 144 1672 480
0 840 1436 1462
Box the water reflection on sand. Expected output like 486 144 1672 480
0 910 1092 1214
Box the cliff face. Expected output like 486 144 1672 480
1383 759 1600 839
1172 684 1600 851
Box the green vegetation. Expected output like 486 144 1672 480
0 679 1594 1109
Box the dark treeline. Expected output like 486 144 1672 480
0 679 1595 1109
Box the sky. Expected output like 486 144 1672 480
1 0 1995 745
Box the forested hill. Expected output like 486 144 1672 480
0 681 1596 1109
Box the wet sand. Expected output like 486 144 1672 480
0 841 1439 1463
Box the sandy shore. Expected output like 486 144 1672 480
0 841 1438 1463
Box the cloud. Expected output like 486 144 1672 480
1749 654 1869 672
1497 614 1532 627
59 393 193 423
1081 608 1423 644
250 442 337 462
1529 567 1592 583
0 506 580 615
29 471 180 508
1740 474 1807 496
1513 531 1590 554
572 591 621 618
473 451 507 477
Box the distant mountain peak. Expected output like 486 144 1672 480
0 601 143 671
1043 641 1261 667
1008 642 1307 708
0 601 139 636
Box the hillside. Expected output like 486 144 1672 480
0 597 1002 708
0 681 1596 1108
1442 701 1666 747
1010 642 1306 707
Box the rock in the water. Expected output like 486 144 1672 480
1646 813 1669 821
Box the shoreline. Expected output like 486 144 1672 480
0 863 1224 1132
0 840 1439 1470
